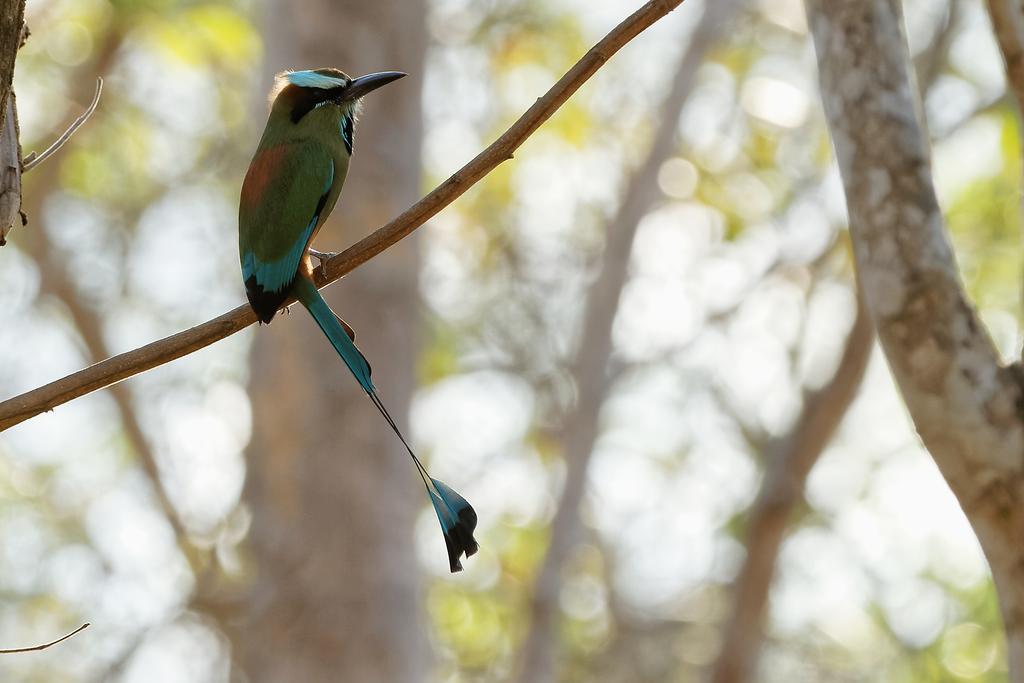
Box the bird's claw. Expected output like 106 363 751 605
309 248 339 263
308 248 339 278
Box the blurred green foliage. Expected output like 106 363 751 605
946 109 1023 321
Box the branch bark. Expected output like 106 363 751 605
807 0 1024 675
0 91 24 245
709 293 873 683
0 0 23 119
513 3 740 681
0 1 24 246
0 0 687 433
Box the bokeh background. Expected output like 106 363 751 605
0 0 1021 680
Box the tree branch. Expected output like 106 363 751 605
512 3 739 682
0 0 687 433
985 0 1024 114
710 292 873 683
807 0 1024 675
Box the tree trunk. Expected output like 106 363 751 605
0 0 23 117
235 0 427 680
806 0 1024 676
0 0 23 245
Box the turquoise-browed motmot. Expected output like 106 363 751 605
238 68 478 572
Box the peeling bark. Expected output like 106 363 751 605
0 93 23 245
807 0 1024 675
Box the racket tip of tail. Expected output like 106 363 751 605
431 478 479 573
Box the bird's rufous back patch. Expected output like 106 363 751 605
240 146 289 208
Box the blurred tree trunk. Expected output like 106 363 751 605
234 0 427 680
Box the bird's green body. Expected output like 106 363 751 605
239 71 354 319
238 69 478 572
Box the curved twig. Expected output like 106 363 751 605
0 623 89 654
0 0 686 432
22 77 102 172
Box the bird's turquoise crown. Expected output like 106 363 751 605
285 69 350 89
270 68 351 102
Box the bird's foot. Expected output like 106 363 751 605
308 248 339 278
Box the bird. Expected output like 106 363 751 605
238 68 478 572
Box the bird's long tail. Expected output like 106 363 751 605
293 275 478 572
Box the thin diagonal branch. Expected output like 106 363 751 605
0 623 89 654
0 0 687 432
709 292 873 683
985 0 1024 111
513 2 741 681
22 77 102 172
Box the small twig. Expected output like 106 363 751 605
22 77 101 173
0 623 90 654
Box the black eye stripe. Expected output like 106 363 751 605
289 84 349 123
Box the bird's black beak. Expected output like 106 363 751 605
346 71 406 100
